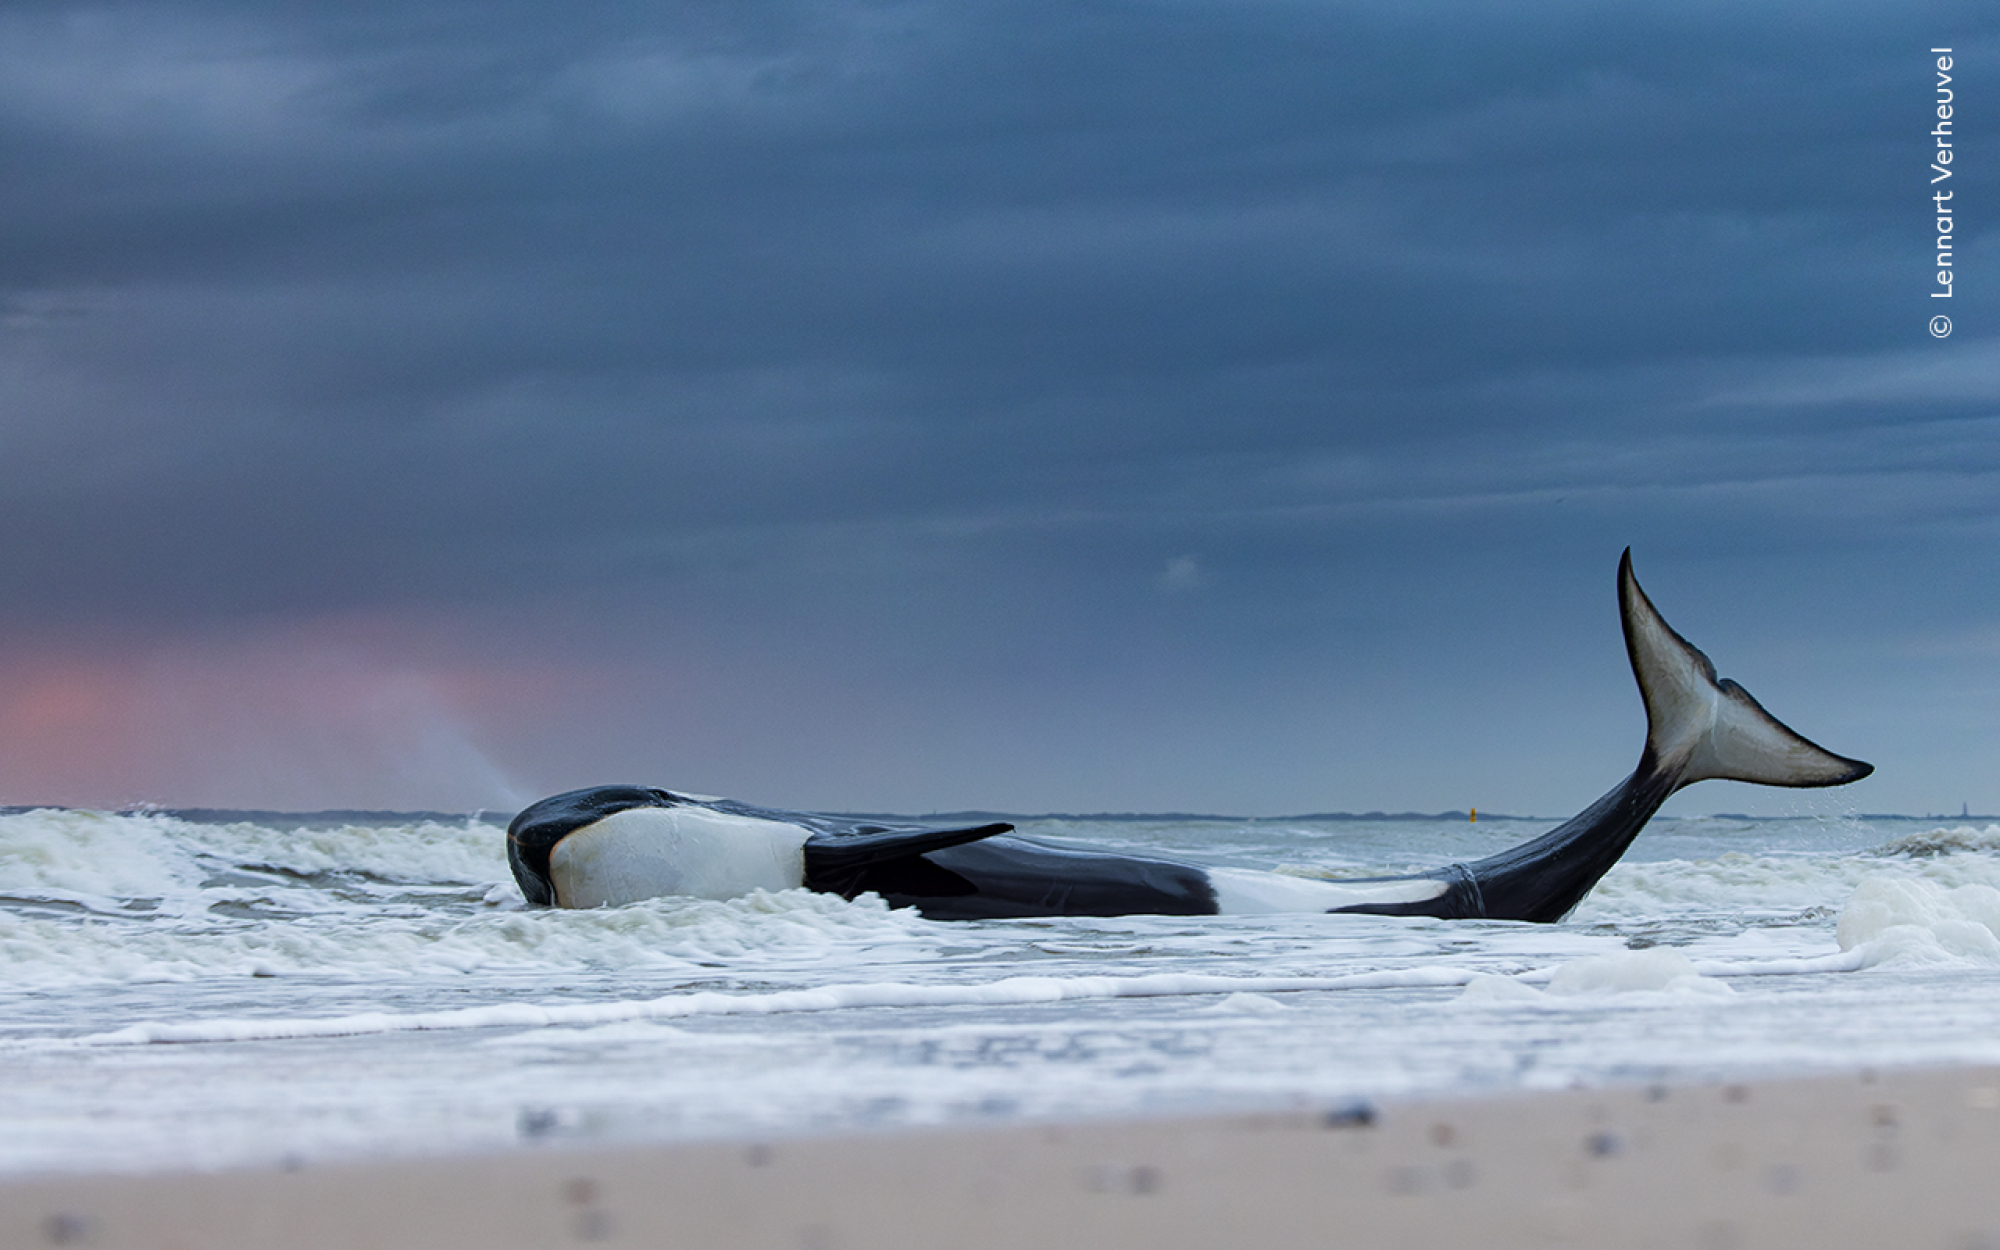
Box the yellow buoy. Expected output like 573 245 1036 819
1470 808 1477 823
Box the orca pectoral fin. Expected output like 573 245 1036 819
802 822 1014 896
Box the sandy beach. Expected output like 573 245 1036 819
7 1064 1999 1249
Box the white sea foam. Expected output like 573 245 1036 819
0 887 944 988
1837 876 2000 967
10 810 2000 1175
54 966 1486 1048
1868 823 2000 859
0 808 209 900
1202 991 1294 1015
0 808 507 899
1546 948 1734 998
1458 949 1734 1005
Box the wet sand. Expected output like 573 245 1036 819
6 1065 2000 1249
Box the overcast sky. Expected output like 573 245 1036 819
0 0 1994 819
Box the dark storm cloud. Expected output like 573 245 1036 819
0 0 1995 810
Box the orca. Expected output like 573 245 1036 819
507 551 1872 922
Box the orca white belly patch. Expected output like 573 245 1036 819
1205 867 1448 915
549 806 810 908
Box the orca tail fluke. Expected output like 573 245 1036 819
1430 551 1873 924
1619 548 1872 792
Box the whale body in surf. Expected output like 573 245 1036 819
506 552 1872 922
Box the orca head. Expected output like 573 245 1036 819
509 785 816 908
506 786 675 906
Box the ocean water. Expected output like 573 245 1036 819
7 805 2000 1175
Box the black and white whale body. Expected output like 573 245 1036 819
507 552 1872 922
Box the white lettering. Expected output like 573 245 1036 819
1927 51 1962 310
